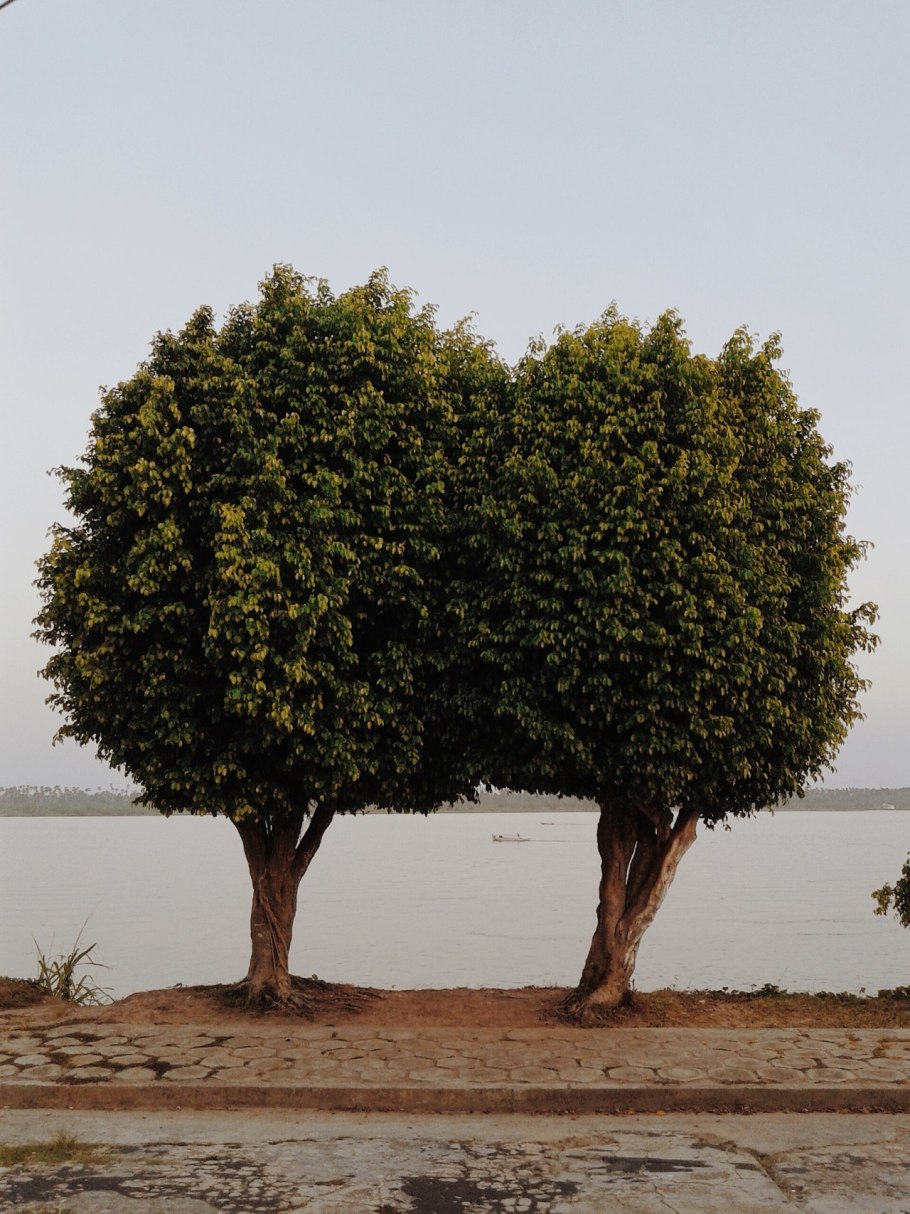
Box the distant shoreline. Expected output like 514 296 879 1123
2 786 909 817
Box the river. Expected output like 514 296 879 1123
1 811 908 997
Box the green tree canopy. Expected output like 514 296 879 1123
35 266 498 1003
450 308 876 1013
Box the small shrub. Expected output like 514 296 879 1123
878 986 910 1001
33 930 112 1005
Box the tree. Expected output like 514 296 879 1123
873 860 910 929
35 266 491 1006
453 308 877 1018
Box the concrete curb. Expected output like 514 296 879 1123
3 1081 910 1115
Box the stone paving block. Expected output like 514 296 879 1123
60 1052 107 1068
556 1066 605 1084
802 1067 860 1084
231 1044 286 1060
110 1067 158 1082
408 1045 446 1061
463 1045 526 1062
751 1065 815 1083
5 1035 43 1048
458 1067 510 1084
774 1052 825 1068
374 1028 422 1042
861 1056 908 1072
510 1066 560 1083
13 1052 52 1067
112 1053 152 1068
209 1068 258 1083
291 1025 341 1040
288 1056 343 1074
95 1043 140 1057
657 1066 709 1082
407 1065 445 1081
710 1067 767 1085
18 1064 66 1080
195 1050 239 1068
163 1066 212 1081
241 1057 292 1075
436 1054 484 1070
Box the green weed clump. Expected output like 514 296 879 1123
33 930 112 1005
0 1130 106 1166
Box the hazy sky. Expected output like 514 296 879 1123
2 1 907 789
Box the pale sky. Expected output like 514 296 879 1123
1 0 907 789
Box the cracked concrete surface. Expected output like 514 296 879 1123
2 1111 909 1212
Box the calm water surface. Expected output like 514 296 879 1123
2 812 908 997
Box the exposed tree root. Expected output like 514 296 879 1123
206 975 383 1019
558 985 640 1026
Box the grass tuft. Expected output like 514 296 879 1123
0 1130 107 1167
33 926 112 1005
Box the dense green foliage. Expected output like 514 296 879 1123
35 268 494 823
35 285 875 824
873 858 910 929
452 309 876 823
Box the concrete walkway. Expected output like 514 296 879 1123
4 1109 910 1213
2 1020 910 1113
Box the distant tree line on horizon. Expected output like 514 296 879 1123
0 785 152 816
2 784 908 817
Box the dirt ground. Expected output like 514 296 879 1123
3 975 910 1030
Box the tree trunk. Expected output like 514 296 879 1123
233 802 335 1005
570 800 699 1020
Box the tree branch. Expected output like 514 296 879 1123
626 805 699 924
293 801 336 880
638 803 673 842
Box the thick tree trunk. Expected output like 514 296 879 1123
233 802 335 1005
570 800 699 1020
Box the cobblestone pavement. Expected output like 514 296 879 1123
2 1109 910 1213
2 1023 910 1113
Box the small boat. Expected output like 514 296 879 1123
492 833 530 843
